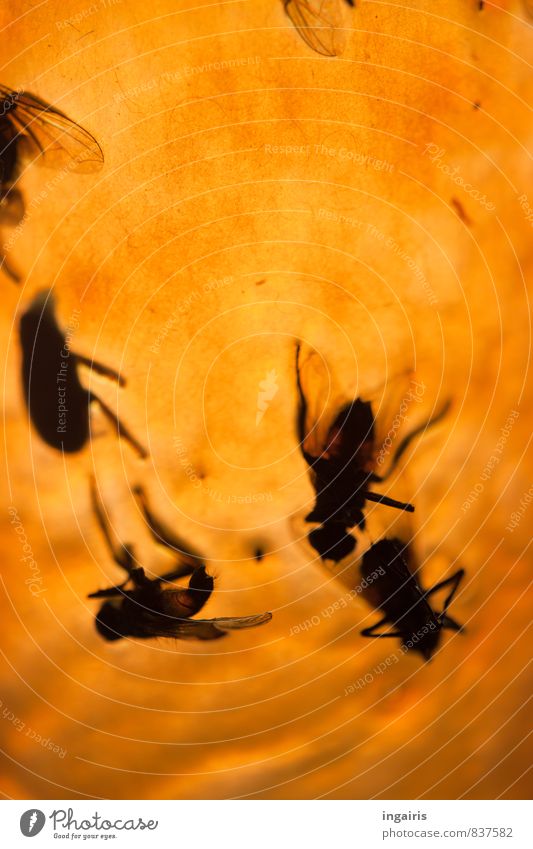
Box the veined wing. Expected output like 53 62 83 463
139 610 273 640
0 85 104 173
283 0 347 57
0 187 25 225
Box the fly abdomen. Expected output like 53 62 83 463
159 567 215 619
20 291 89 451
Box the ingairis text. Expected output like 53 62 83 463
382 810 427 823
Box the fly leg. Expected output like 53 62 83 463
88 476 146 598
76 353 126 386
361 613 403 639
363 491 414 513
89 392 147 459
426 568 465 630
77 353 145 458
377 400 452 481
132 485 202 580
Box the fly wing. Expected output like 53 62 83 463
0 254 21 283
0 187 25 225
211 612 273 630
0 86 103 173
137 610 273 640
284 0 346 57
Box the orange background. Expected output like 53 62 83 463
0 0 531 799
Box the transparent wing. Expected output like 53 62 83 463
284 0 346 57
142 610 273 641
0 254 21 283
0 187 25 225
0 85 104 173
211 612 273 630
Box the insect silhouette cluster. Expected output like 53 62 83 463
3 82 273 646
6 82 464 662
295 345 464 661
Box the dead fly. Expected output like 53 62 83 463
359 538 464 661
283 0 354 57
0 85 103 282
88 481 272 642
19 290 146 457
296 344 450 561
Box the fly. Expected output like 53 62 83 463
359 538 464 661
296 343 450 561
89 480 272 642
20 290 146 457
